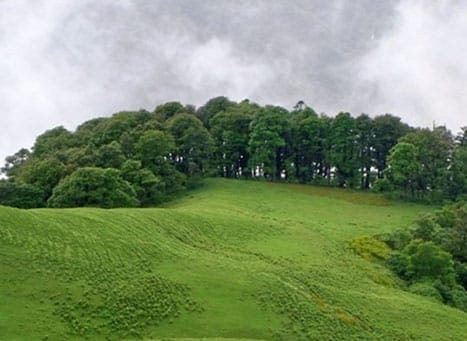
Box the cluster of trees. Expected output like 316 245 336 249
380 203 467 311
0 96 466 208
378 126 467 202
1 106 211 208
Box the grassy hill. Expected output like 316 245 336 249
1 179 466 340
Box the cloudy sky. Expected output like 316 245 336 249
1 0 466 164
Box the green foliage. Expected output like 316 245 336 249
386 252 411 280
372 114 411 178
405 241 455 284
196 96 234 127
16 157 66 197
383 203 467 312
120 160 165 205
209 103 256 177
455 262 467 289
408 281 443 302
450 286 467 311
385 142 420 198
449 146 467 199
248 106 288 180
351 235 391 261
154 101 187 121
95 141 126 169
330 112 358 187
412 214 443 242
290 113 329 183
136 130 175 167
446 205 467 262
1 148 30 178
32 126 74 157
167 113 214 176
0 181 45 208
355 114 374 189
48 167 138 208
1 97 466 208
401 127 453 199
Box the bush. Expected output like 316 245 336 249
455 262 467 290
408 282 443 303
48 167 138 208
406 241 455 284
0 181 45 208
378 230 412 250
371 178 393 192
412 215 439 242
351 235 391 261
386 252 410 280
450 286 467 312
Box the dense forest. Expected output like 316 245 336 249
1 96 466 208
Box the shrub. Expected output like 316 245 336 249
0 181 45 208
455 262 467 290
351 235 391 261
408 282 443 303
371 178 393 192
450 286 467 312
386 252 410 280
378 230 412 250
412 215 439 242
48 167 138 208
406 241 455 284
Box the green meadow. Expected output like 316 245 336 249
1 179 466 340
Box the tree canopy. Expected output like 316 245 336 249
1 97 466 208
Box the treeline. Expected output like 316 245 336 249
1 96 466 208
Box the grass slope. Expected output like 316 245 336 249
1 179 466 340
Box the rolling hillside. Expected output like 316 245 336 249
1 179 466 340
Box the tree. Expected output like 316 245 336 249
405 241 455 284
120 160 164 206
154 102 188 121
135 130 186 196
196 96 235 127
447 205 467 262
96 141 126 169
385 142 420 198
32 126 74 157
373 114 411 178
248 106 289 180
2 148 30 178
48 167 138 208
455 126 467 147
0 181 45 208
448 129 467 200
73 111 152 148
135 130 175 170
98 111 152 146
290 114 327 182
400 127 454 201
355 114 374 189
209 103 256 177
16 157 66 198
330 112 358 187
166 114 215 176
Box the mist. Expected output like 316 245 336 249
1 0 466 164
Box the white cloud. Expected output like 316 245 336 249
357 0 467 131
0 0 466 166
177 38 273 101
